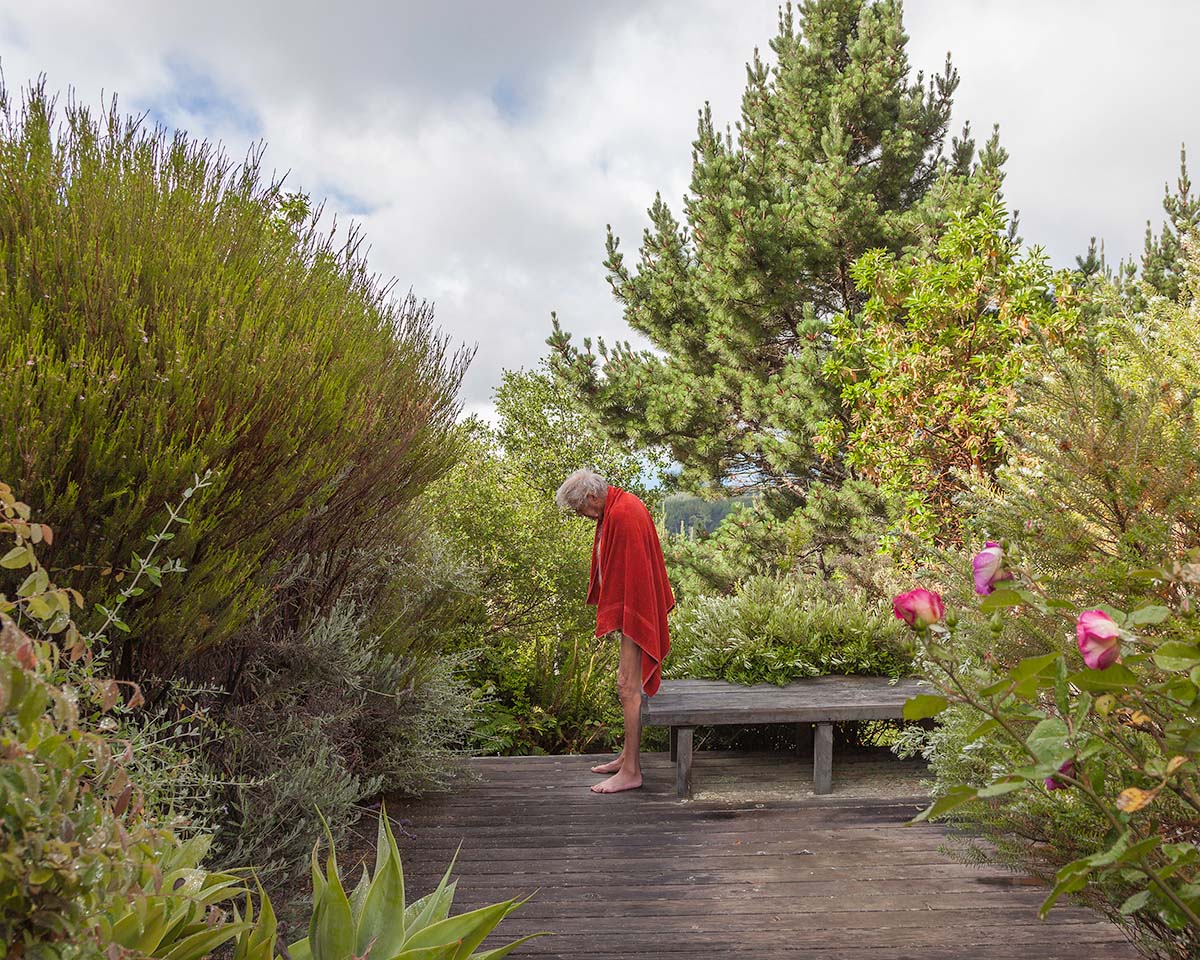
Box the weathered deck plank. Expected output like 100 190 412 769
374 751 1136 960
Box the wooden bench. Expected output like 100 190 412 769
641 676 930 798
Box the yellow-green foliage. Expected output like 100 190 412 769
821 200 1083 543
0 82 467 679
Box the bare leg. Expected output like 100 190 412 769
591 632 624 773
592 634 643 794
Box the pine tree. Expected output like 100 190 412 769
549 0 997 497
1141 144 1199 302
1074 236 1107 281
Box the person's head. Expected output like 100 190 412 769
555 468 608 520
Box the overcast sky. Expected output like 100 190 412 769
2 1 1196 417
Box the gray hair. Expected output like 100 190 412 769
555 468 608 511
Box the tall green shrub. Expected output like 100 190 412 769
0 83 467 682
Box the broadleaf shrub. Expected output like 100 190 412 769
896 248 1200 958
0 485 250 958
819 200 1083 543
896 548 1200 958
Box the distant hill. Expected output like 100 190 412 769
662 492 757 536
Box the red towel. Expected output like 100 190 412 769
587 486 675 696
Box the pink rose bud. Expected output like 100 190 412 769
972 541 1013 596
893 589 945 630
1076 610 1120 670
1045 760 1075 791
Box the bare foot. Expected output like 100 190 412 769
591 770 643 794
590 755 624 774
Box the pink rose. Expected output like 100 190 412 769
1045 760 1075 791
893 589 945 630
972 541 1012 596
1076 610 1120 670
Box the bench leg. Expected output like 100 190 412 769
676 727 694 799
814 723 833 795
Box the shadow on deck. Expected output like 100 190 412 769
377 751 1137 960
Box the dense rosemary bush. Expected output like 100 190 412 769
212 603 475 888
0 81 477 907
0 82 467 683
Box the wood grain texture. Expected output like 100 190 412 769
814 722 833 795
368 752 1137 960
675 726 693 798
642 677 932 726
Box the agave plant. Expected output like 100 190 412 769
236 805 545 960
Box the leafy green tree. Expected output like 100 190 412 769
549 0 996 497
819 200 1083 541
493 361 661 502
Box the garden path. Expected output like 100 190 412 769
377 751 1138 959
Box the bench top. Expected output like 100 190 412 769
641 676 930 725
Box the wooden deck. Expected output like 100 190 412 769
378 751 1137 960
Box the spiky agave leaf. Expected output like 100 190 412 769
356 805 407 957
468 932 553 960
402 899 514 955
409 844 461 936
308 812 356 960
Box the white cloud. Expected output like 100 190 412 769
1 1 1196 408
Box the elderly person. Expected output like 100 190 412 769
556 469 675 794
